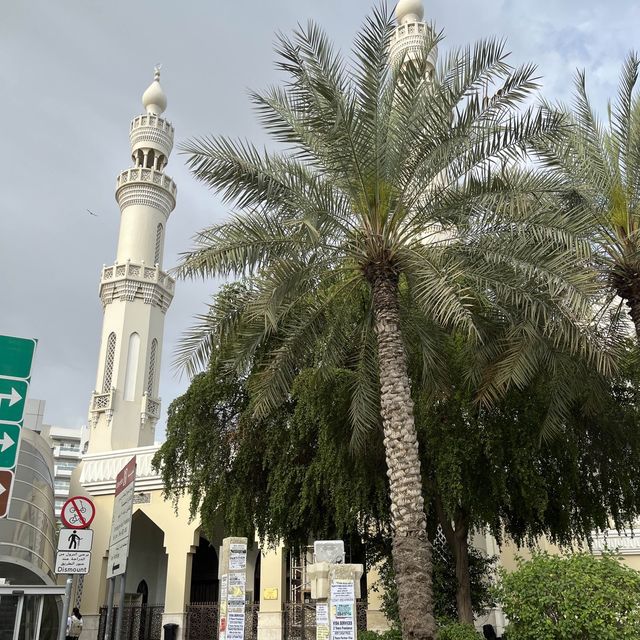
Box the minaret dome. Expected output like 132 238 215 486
142 67 167 116
396 0 424 25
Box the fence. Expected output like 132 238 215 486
283 602 368 640
185 603 259 640
97 604 165 640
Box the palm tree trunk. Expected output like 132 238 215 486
626 296 640 340
371 271 436 640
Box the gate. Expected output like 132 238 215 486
97 604 164 640
283 602 368 640
185 603 259 640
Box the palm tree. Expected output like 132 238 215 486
540 52 640 337
176 6 601 638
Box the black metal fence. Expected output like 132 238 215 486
185 603 259 640
98 605 165 640
283 602 368 640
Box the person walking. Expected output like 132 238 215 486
66 607 83 640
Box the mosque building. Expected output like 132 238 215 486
68 61 391 640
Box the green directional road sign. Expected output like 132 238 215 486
0 335 37 380
0 424 20 469
0 378 28 423
0 335 37 520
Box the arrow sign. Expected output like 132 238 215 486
0 379 28 424
0 432 14 453
0 424 20 470
0 470 14 517
0 388 21 407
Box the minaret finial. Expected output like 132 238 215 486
142 66 167 115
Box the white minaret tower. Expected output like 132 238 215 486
389 0 437 77
87 69 177 453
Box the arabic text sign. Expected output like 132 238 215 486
55 551 91 575
107 456 136 578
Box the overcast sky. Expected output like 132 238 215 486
1 0 638 436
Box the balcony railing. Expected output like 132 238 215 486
141 394 161 424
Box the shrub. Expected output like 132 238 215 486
494 552 640 640
357 630 402 640
437 623 479 639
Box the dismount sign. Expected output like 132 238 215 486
61 496 96 529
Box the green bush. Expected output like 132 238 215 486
437 623 479 639
357 630 402 640
495 552 640 640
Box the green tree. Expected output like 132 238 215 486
540 52 640 336
417 338 640 624
495 552 640 640
175 8 602 638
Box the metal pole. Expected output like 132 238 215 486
58 578 73 640
113 573 127 640
104 578 115 640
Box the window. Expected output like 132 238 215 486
147 339 158 397
123 333 140 401
102 333 116 392
154 224 163 265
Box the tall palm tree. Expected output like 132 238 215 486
540 52 640 337
176 6 601 639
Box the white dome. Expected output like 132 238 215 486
396 0 424 24
142 69 167 115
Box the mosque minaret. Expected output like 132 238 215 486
86 69 177 453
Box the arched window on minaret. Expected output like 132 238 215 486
123 332 140 401
103 333 116 392
154 224 163 265
147 339 158 397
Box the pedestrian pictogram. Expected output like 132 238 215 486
60 496 96 529
57 528 94 552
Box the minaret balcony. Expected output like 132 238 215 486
389 21 438 69
89 388 115 425
115 168 177 218
130 113 174 157
141 393 161 424
100 261 175 312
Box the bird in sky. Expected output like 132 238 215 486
86 209 98 217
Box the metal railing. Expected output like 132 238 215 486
283 601 368 640
98 604 164 640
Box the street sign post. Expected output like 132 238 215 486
60 496 96 530
107 457 136 579
0 335 37 519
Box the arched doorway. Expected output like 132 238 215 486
190 537 219 603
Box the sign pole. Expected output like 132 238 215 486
57 578 73 640
113 572 127 640
104 577 115 640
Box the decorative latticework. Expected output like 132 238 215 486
185 603 259 640
154 224 163 265
147 339 157 396
98 605 164 640
103 333 116 392
283 602 368 640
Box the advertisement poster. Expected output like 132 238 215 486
330 579 355 602
226 610 245 640
229 543 247 570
